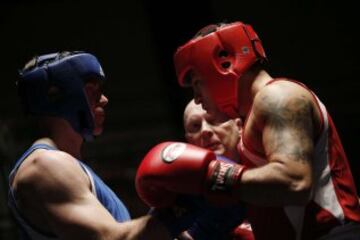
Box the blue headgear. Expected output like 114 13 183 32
17 51 105 141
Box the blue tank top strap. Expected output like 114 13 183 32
9 144 56 184
78 162 131 222
8 144 58 240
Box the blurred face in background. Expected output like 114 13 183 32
183 99 242 162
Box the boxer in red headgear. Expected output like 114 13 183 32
175 22 266 118
136 22 360 240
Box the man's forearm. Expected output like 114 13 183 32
235 161 312 206
113 215 171 240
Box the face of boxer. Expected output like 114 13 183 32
190 71 220 118
84 81 108 136
184 100 242 161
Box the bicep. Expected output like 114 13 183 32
21 154 121 239
237 87 317 204
44 188 120 239
263 115 314 165
258 91 315 172
45 188 168 240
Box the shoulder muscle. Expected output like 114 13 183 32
15 150 90 203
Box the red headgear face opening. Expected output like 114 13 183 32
174 22 266 118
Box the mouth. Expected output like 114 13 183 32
204 142 220 151
94 109 106 124
96 111 105 117
94 107 105 116
95 112 105 120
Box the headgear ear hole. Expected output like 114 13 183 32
47 85 63 103
221 62 231 69
218 50 229 58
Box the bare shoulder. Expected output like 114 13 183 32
14 149 90 200
252 80 315 123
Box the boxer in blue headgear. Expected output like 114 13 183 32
17 51 105 141
8 51 173 240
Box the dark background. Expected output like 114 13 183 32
0 0 358 238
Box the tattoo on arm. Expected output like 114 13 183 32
260 94 314 164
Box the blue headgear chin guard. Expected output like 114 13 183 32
17 51 106 141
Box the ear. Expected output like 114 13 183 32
235 118 243 127
234 118 243 134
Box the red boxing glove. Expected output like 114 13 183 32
136 142 214 207
231 220 255 240
135 142 247 207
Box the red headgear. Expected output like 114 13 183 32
174 22 266 118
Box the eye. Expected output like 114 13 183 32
95 91 102 103
184 71 193 86
193 79 202 88
186 118 201 133
189 122 201 133
90 90 101 103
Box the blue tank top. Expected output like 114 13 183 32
8 144 131 239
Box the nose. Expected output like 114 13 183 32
200 121 214 140
99 94 108 107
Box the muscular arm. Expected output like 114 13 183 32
237 84 316 206
14 150 170 240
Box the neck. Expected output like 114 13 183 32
35 117 83 159
238 67 273 117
